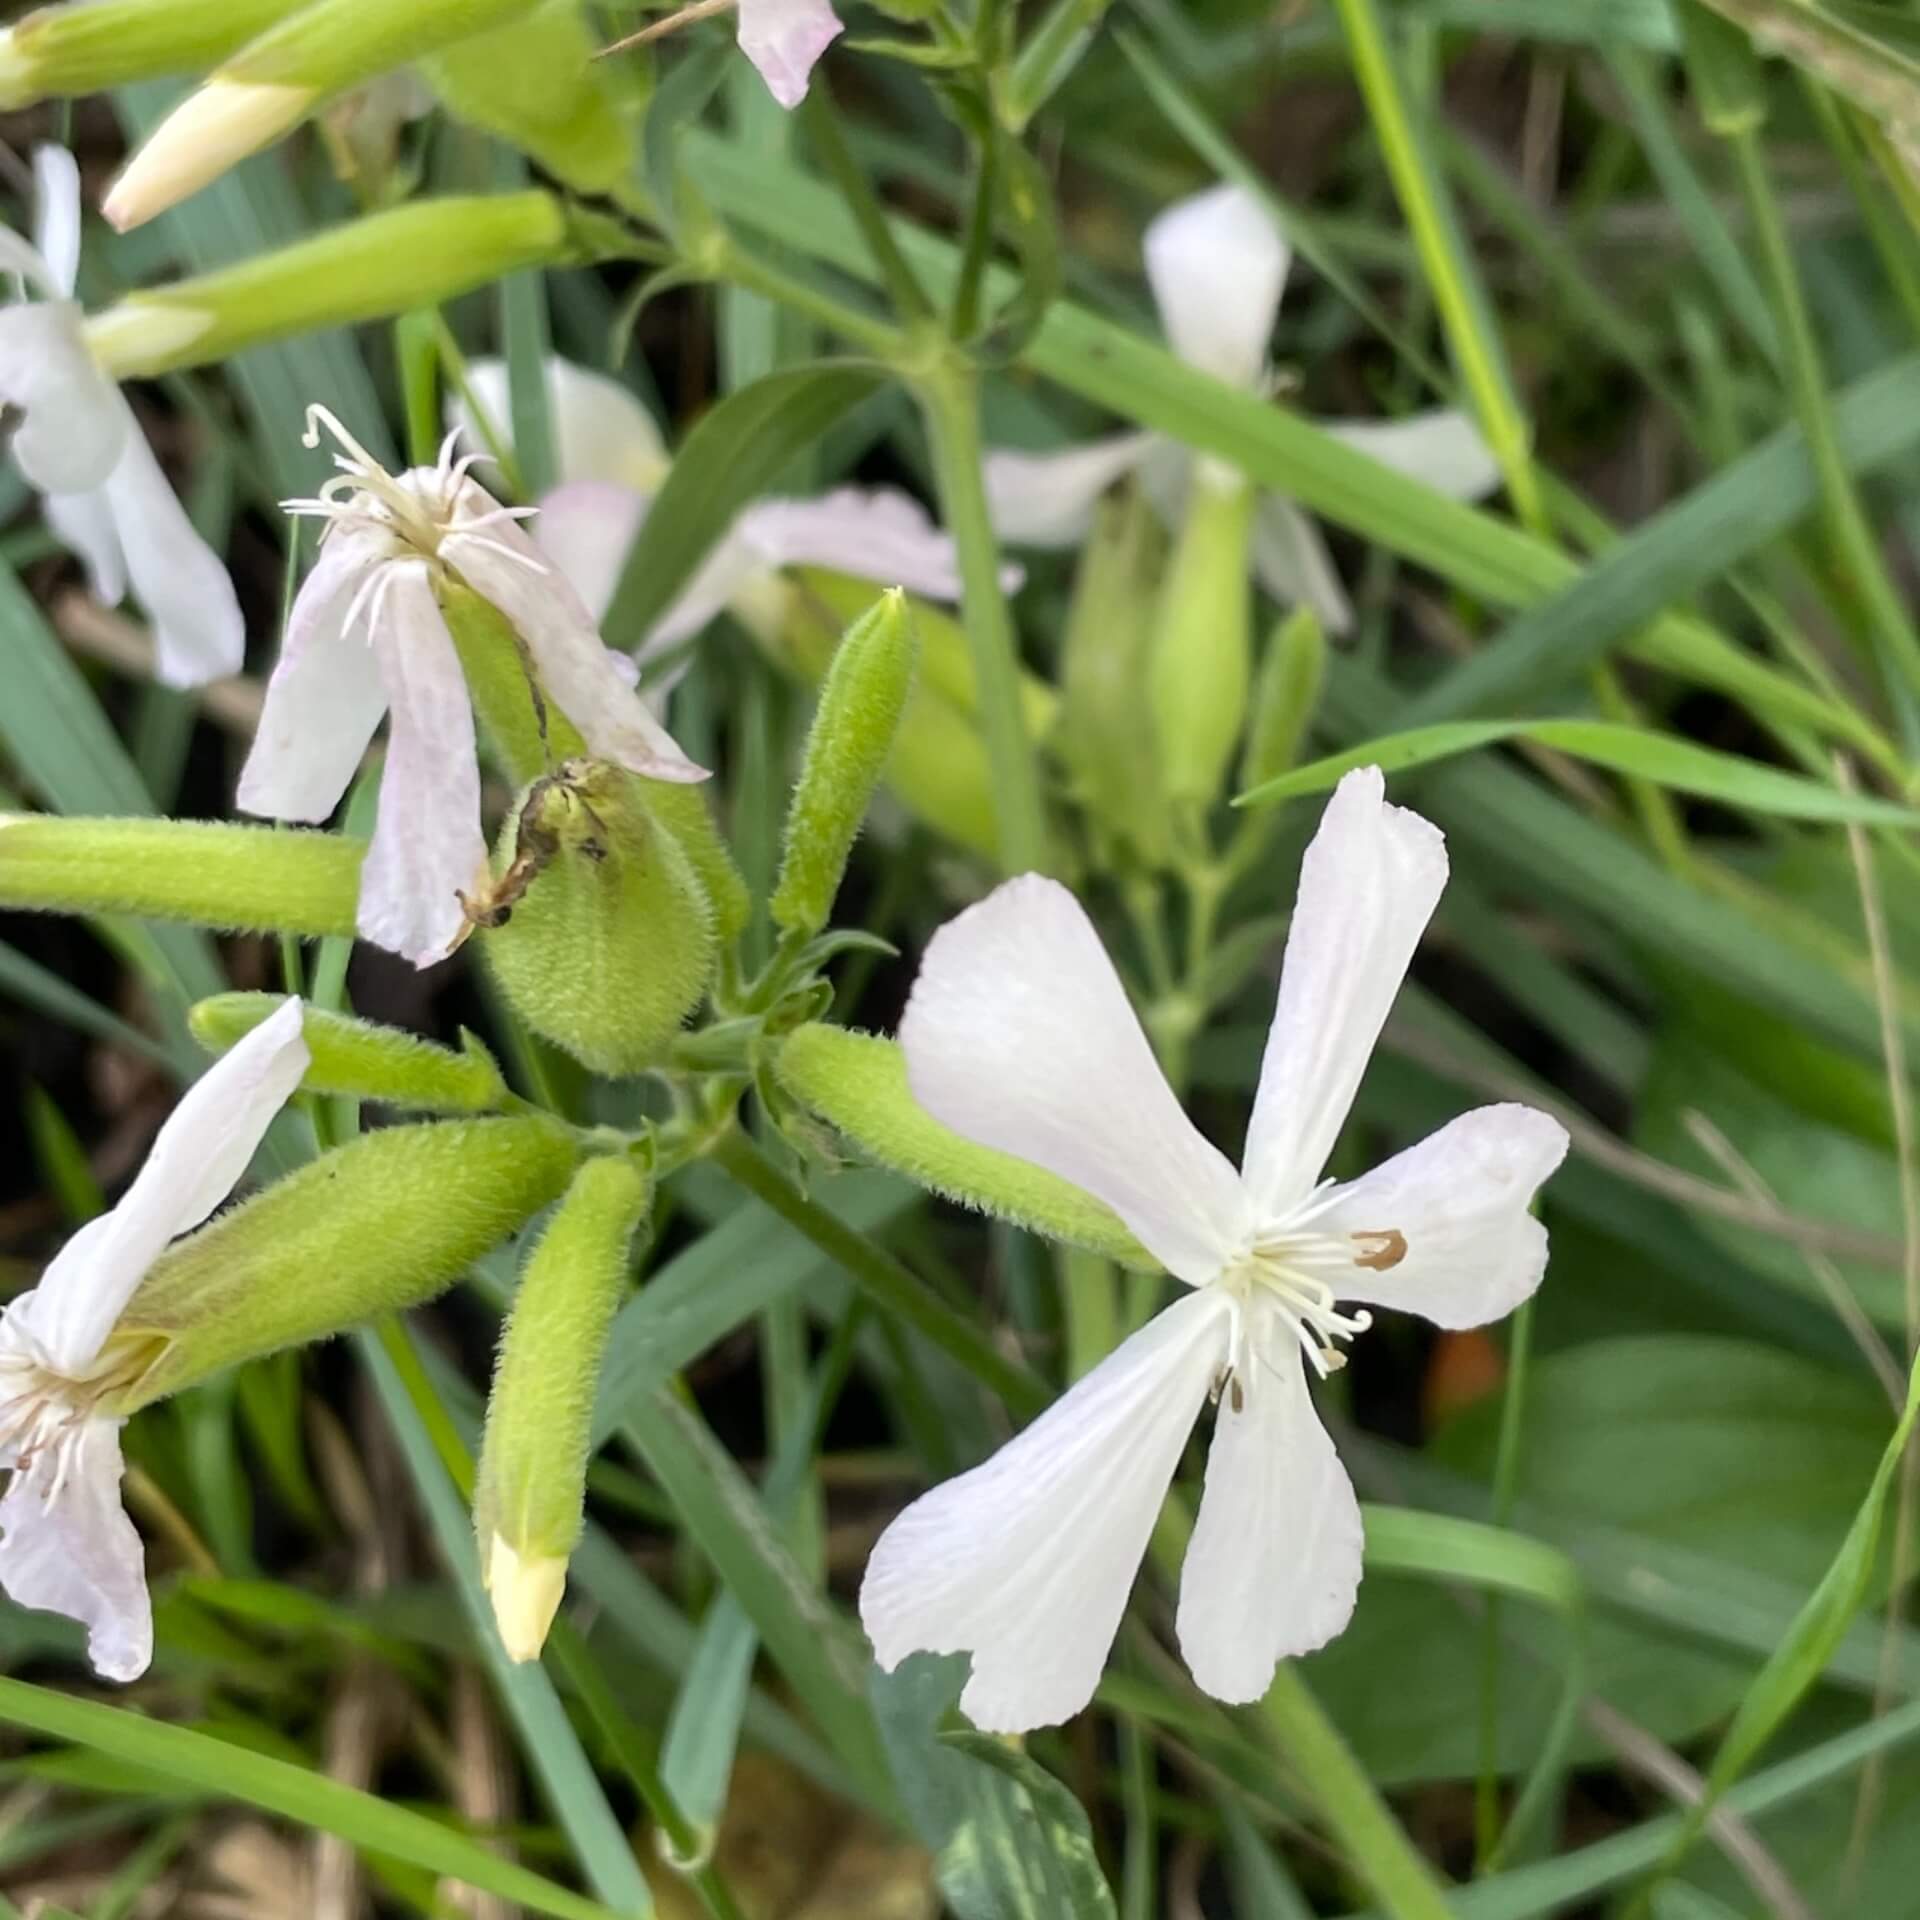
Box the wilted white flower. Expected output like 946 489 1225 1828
0 999 309 1680
237 408 705 968
452 354 985 669
0 146 243 686
984 183 1502 634
860 768 1568 1731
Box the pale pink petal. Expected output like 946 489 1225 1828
357 564 489 968
645 521 774 653
736 0 843 108
237 529 392 823
1143 184 1289 391
862 1287 1233 1732
0 1421 150 1681
1241 768 1448 1216
44 487 127 606
532 479 647 625
738 487 989 602
100 408 245 687
1315 1105 1568 1328
1250 492 1353 635
983 432 1157 548
901 874 1249 1284
12 999 309 1374
0 303 127 494
1176 1347 1362 1702
30 146 82 301
1324 410 1502 502
453 356 668 492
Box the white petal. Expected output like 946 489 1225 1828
1325 410 1502 502
736 0 843 108
0 303 127 494
531 479 647 624
237 530 392 823
100 413 245 687
453 356 669 492
1143 184 1289 391
1314 1105 1569 1328
0 1420 150 1681
12 1000 309 1374
983 432 1157 548
31 146 83 300
644 519 765 654
862 1287 1233 1732
443 481 706 784
1250 492 1353 635
1242 768 1448 1216
901 874 1249 1284
44 486 127 605
357 565 488 968
1176 1346 1362 1703
738 487 976 602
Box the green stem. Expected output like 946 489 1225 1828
915 355 1051 873
800 89 933 323
713 237 902 358
708 1126 1048 1418
951 141 1000 342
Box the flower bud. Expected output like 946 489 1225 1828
1238 606 1327 796
112 1116 580 1408
475 1152 649 1661
0 815 361 938
1147 474 1255 810
772 590 917 938
0 0 298 106
88 194 571 381
775 1024 1152 1267
103 0 544 229
480 762 716 1078
191 994 511 1114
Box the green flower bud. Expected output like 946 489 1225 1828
113 1116 579 1408
1238 606 1327 796
475 1153 650 1661
480 762 716 1078
191 994 510 1114
88 194 572 381
0 0 299 107
1147 475 1255 810
774 1025 1152 1268
772 590 918 938
0 815 361 938
1058 488 1169 867
426 0 630 194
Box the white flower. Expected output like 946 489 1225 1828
983 183 1503 634
860 768 1568 1731
450 355 983 667
736 0 843 107
0 999 309 1680
0 147 243 687
236 408 707 969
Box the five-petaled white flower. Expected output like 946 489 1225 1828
236 407 707 969
0 146 243 687
0 999 309 1681
451 354 984 670
860 768 1568 1731
983 183 1502 635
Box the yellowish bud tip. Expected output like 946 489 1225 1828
485 1534 566 1663
0 30 30 112
104 80 314 232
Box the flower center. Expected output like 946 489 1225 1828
0 1325 152 1504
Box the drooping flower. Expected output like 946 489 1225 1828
737 0 843 108
450 354 982 666
0 146 243 687
0 999 309 1680
983 183 1502 634
860 768 1567 1731
237 408 706 968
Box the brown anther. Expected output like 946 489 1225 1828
1351 1228 1408 1273
1229 1376 1245 1414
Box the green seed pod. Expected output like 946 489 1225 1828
775 1025 1152 1268
0 0 298 106
1147 475 1256 811
475 1152 650 1661
191 994 510 1114
1238 606 1327 796
228 0 542 93
113 1115 580 1408
772 590 918 938
480 762 716 1078
0 815 361 938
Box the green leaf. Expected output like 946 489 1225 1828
1238 719 1920 824
601 361 889 649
